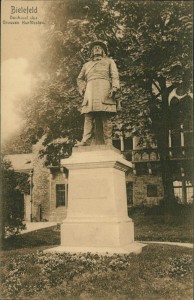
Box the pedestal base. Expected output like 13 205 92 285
45 242 146 255
60 219 134 248
45 146 146 255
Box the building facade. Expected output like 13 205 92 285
6 89 193 222
7 128 193 222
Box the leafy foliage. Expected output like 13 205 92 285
1 251 132 296
16 1 191 158
1 158 28 238
6 1 192 202
167 255 192 277
2 131 32 155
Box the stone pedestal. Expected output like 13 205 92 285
46 146 145 254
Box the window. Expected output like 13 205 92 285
56 184 65 207
187 186 193 203
124 138 133 151
136 163 149 175
112 139 120 150
147 185 158 197
173 181 193 203
173 181 182 201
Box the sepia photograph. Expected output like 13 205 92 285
1 0 193 299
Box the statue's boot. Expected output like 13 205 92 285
105 139 112 146
74 141 87 147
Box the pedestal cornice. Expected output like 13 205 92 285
61 145 132 172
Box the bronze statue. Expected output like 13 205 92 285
75 40 120 146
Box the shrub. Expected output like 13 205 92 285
1 158 28 239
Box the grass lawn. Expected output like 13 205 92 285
128 205 193 243
0 243 192 300
0 216 193 300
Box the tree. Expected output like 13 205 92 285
2 131 32 155
1 158 29 240
11 1 192 201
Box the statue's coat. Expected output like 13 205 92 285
77 57 120 114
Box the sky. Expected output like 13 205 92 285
1 0 45 142
2 58 33 140
2 1 191 143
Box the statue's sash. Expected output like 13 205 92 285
85 60 101 77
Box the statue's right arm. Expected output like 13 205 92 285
77 65 86 96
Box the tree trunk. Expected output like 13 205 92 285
156 77 175 208
0 219 5 243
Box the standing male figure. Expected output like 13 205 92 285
75 40 120 146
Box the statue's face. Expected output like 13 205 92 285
92 45 104 56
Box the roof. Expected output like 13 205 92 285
5 153 34 172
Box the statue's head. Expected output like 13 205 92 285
90 40 108 58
